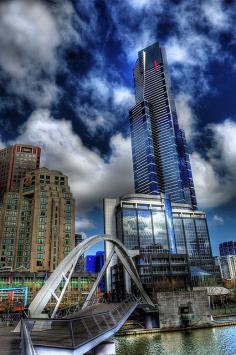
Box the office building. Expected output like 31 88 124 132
216 256 236 280
0 144 41 202
75 232 86 272
85 256 97 273
96 251 105 272
129 42 197 208
85 251 105 291
0 167 75 272
219 241 236 256
104 194 218 294
85 252 105 274
75 232 86 246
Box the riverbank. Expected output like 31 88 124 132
117 317 236 337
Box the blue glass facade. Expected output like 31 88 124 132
130 101 159 194
219 241 236 256
85 252 105 273
164 197 177 253
115 196 214 272
129 42 197 209
85 255 96 273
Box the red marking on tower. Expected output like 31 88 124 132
154 59 158 72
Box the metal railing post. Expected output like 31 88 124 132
109 311 116 325
82 319 92 338
94 316 102 332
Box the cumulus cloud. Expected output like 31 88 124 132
76 69 134 135
127 0 159 10
191 152 229 208
113 87 134 107
202 0 231 31
175 93 196 141
213 215 224 225
14 109 134 213
191 119 236 209
0 0 79 106
209 119 236 174
75 218 95 232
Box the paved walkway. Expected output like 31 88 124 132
0 324 21 355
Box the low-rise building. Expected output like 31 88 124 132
219 241 236 256
104 194 219 295
0 271 96 307
216 255 236 280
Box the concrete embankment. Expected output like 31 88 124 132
117 319 236 336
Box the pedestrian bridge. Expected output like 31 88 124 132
19 234 155 354
21 295 140 354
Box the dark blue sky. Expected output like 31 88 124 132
0 0 235 255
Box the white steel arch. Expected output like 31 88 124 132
28 234 153 318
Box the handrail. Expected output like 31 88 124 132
54 296 105 318
26 295 137 322
20 319 36 355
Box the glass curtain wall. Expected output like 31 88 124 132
120 208 169 252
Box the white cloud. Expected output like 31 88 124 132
76 104 114 136
14 109 134 213
213 215 224 225
191 152 229 209
127 0 158 10
81 76 110 104
166 40 193 66
75 218 95 232
209 119 236 174
191 119 236 209
175 93 196 141
0 0 79 106
77 69 134 135
113 87 134 107
202 1 230 30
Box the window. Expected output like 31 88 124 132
122 209 139 250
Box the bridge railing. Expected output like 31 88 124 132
54 295 104 318
21 294 138 351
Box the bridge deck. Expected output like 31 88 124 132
67 303 119 318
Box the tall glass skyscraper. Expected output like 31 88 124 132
129 42 197 209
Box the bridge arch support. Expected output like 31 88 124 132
28 234 153 318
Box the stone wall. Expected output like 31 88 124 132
156 290 212 329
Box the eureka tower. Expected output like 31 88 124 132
129 42 197 209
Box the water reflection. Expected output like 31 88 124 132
116 326 236 355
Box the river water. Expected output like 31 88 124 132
115 325 236 355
